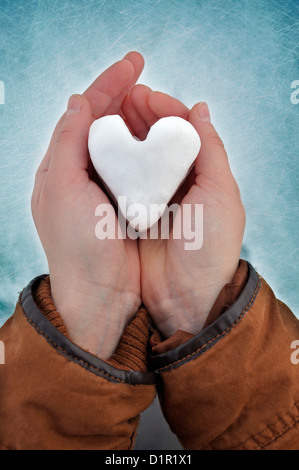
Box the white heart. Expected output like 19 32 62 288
88 115 201 232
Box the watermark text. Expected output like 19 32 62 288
291 340 299 365
0 341 5 365
95 198 203 251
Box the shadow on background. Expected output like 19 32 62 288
135 397 182 450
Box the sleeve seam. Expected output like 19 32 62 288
228 402 299 450
18 298 145 385
156 275 262 373
204 402 299 450
260 416 299 450
246 402 299 450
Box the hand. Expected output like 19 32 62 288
122 85 246 337
31 52 145 359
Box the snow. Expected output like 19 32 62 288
0 0 298 449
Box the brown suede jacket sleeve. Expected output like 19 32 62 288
0 261 298 450
151 259 249 354
150 262 299 450
0 276 156 450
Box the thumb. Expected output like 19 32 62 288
49 94 93 175
189 102 232 178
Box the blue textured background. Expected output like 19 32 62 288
0 0 298 449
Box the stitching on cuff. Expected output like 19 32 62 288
18 281 157 386
260 416 299 450
234 402 299 450
156 275 262 373
19 298 129 384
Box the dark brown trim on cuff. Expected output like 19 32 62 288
149 262 261 373
20 275 157 386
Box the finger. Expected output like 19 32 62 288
36 113 68 176
127 85 190 140
129 88 192 206
83 59 134 119
43 52 144 168
104 51 145 116
84 51 144 119
148 91 189 120
129 84 158 131
32 113 68 207
48 94 93 176
188 102 231 178
122 93 150 140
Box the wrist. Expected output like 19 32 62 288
149 292 213 338
50 275 140 359
150 261 240 338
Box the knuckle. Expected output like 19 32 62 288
56 125 74 145
204 123 226 151
211 132 226 151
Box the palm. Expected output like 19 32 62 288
138 171 239 322
35 53 145 309
81 53 146 302
74 171 141 300
121 85 245 334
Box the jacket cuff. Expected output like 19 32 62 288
149 261 260 372
22 275 156 385
150 259 249 355
151 265 299 449
0 276 157 450
33 275 152 373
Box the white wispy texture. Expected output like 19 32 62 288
0 0 297 313
0 0 298 450
0 0 298 317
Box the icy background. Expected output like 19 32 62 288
0 0 298 449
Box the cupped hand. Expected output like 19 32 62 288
122 85 246 337
32 52 145 359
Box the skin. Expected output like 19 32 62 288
122 86 246 336
31 52 245 358
32 52 144 359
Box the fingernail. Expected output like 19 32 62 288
67 94 82 116
197 102 210 123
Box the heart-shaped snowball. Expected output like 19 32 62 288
88 115 201 232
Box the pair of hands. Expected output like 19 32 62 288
31 52 245 359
